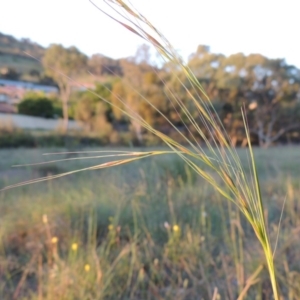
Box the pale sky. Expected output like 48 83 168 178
1 0 299 67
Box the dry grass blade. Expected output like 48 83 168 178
237 264 264 300
1 151 166 191
89 1 280 299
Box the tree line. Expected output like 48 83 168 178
20 43 300 147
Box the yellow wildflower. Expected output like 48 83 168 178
108 224 114 231
84 264 90 272
173 224 180 232
71 243 78 251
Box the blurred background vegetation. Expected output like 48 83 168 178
0 32 299 149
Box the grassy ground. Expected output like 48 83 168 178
0 146 300 299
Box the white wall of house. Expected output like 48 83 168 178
0 113 81 131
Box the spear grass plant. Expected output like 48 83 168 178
2 0 280 299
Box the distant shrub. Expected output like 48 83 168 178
0 121 35 147
0 130 111 148
0 118 16 134
17 91 63 118
0 67 19 80
18 96 54 118
0 131 36 148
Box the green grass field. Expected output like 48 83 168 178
0 147 300 299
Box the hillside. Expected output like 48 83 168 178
0 32 45 58
0 32 45 82
0 32 123 84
